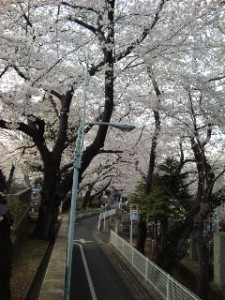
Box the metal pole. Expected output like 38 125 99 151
103 205 106 231
64 59 89 300
130 220 133 245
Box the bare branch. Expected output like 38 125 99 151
11 64 29 80
202 123 212 146
60 163 74 174
208 74 225 83
98 149 123 154
50 90 62 100
48 95 60 119
135 125 145 146
61 2 100 14
18 2 33 29
115 0 168 62
0 66 9 78
66 16 97 34
32 57 63 86
147 65 162 97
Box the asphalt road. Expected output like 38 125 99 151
70 216 138 300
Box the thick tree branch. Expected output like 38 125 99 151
50 90 62 100
0 118 50 163
202 123 212 146
53 88 74 158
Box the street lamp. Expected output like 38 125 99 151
85 121 135 132
64 63 135 300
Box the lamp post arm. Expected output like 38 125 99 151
85 121 135 131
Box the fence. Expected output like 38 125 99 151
97 208 116 231
110 230 201 300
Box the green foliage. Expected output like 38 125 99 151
131 157 191 222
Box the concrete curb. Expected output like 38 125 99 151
38 214 68 300
24 241 53 300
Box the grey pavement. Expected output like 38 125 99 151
38 212 154 300
38 211 111 300
70 216 139 300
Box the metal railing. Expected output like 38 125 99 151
97 208 116 230
110 230 201 300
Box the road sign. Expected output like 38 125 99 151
130 210 139 221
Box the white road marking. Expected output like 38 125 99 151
75 242 98 300
74 238 94 244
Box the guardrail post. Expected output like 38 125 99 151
97 213 101 231
132 245 134 265
166 273 170 300
122 238 125 255
103 208 106 231
145 257 148 282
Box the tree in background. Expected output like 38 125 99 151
132 157 191 246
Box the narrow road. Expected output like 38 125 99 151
70 216 138 300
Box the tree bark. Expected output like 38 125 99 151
34 160 61 240
146 66 161 194
155 205 198 273
136 216 147 254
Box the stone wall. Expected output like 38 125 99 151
7 187 31 204
214 232 225 289
6 188 32 244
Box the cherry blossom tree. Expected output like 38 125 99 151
0 0 168 239
1 3 225 298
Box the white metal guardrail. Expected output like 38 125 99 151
110 230 201 300
97 208 116 230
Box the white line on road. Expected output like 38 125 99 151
74 238 94 244
75 243 98 300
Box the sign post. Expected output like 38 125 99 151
129 204 139 245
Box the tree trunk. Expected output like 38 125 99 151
193 203 210 299
6 165 15 192
145 110 160 194
34 163 61 240
146 66 161 194
190 130 214 299
0 168 7 193
155 208 196 273
136 216 147 254
82 185 93 210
